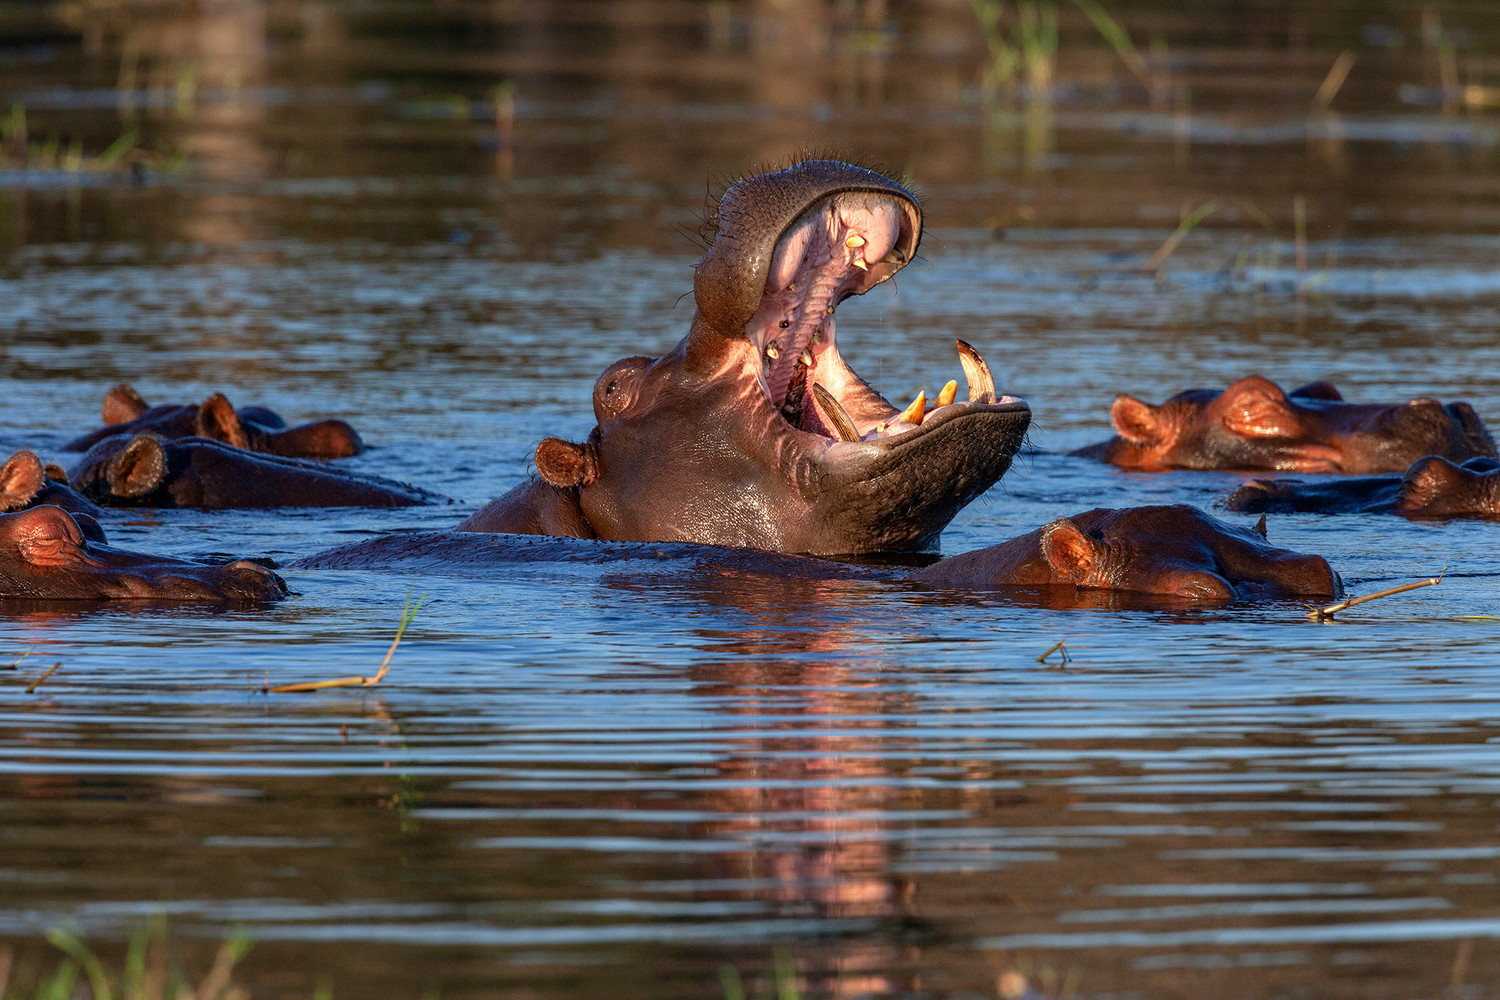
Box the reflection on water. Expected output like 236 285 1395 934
4 1 1500 997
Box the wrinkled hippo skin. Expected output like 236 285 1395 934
0 505 286 601
69 434 437 509
458 160 1031 555
64 384 364 459
304 504 1338 603
1072 376 1496 474
910 504 1342 600
1 450 105 517
1225 455 1500 519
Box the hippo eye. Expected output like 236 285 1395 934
605 381 617 396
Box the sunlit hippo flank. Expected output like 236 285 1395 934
1 450 105 518
304 504 1339 603
63 384 364 459
1225 455 1500 519
911 504 1341 601
1072 376 1496 474
0 505 286 601
69 434 437 509
458 159 1031 555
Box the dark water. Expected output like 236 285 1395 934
2 2 1500 997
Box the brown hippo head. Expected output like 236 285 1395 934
469 160 1030 555
66 385 364 460
913 504 1341 601
0 505 287 601
1395 455 1500 518
1074 376 1496 474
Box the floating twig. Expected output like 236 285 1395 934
25 663 61 694
271 588 427 693
2 647 32 671
1305 566 1445 621
1037 639 1071 665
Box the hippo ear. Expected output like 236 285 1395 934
1221 379 1298 438
535 437 597 489
196 394 250 450
1252 513 1268 539
44 464 68 483
107 435 168 498
102 383 150 425
1039 519 1098 584
1110 395 1164 445
0 450 46 512
1288 380 1343 401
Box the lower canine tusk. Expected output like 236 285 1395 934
956 339 997 404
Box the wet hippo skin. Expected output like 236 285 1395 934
69 434 437 509
458 160 1032 555
0 505 286 601
303 504 1339 603
1072 376 1496 474
64 384 364 459
1225 455 1500 518
910 504 1341 600
1 450 106 518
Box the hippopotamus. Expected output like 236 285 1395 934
1072 376 1496 474
1 450 104 517
303 504 1340 602
69 434 437 509
63 384 364 459
1224 455 1500 519
0 505 286 601
911 504 1340 600
458 159 1032 555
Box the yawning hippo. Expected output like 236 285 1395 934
0 505 286 601
1 450 105 517
1225 455 1500 519
69 434 436 509
458 159 1032 554
304 504 1339 603
911 504 1341 600
1072 376 1496 474
64 385 364 459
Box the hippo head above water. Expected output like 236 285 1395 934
64 385 365 460
461 160 1032 554
1073 376 1497 474
0 505 286 601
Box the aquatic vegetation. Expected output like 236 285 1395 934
0 923 255 1000
972 0 1058 100
0 105 184 178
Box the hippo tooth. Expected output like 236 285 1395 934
766 343 781 361
899 391 927 426
956 339 997 404
799 349 813 366
850 258 869 271
812 384 863 443
883 248 907 265
936 380 958 408
845 234 866 248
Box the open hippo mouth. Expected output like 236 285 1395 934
742 187 1029 448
